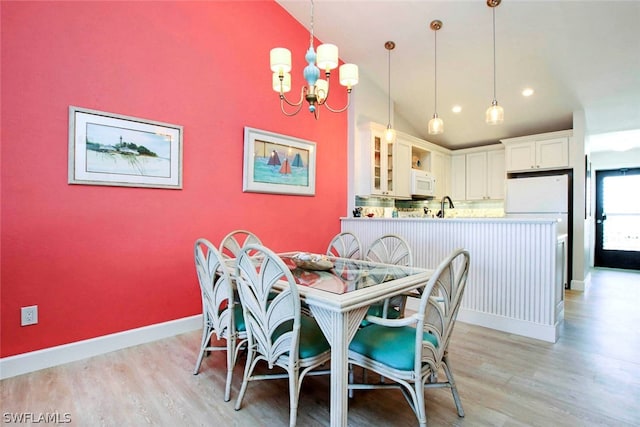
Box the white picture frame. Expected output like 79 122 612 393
68 106 183 189
243 127 316 196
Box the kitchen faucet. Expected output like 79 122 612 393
440 196 455 218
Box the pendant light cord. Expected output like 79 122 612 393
492 6 497 102
388 47 392 125
433 29 438 113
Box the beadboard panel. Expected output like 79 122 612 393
342 218 564 342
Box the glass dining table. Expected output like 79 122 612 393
277 253 433 427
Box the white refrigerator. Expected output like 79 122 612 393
504 174 569 236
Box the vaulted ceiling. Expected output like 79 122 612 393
276 0 640 151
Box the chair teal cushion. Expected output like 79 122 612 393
272 316 330 359
232 304 246 332
298 315 330 358
349 324 438 371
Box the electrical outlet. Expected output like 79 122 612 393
21 305 38 326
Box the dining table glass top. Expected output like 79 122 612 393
279 252 427 295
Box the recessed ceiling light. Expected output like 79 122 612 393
452 105 462 113
522 88 535 97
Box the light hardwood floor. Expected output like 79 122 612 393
2 268 639 426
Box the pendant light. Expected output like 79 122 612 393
428 20 443 135
486 0 504 125
384 41 396 143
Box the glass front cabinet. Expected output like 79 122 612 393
355 123 411 198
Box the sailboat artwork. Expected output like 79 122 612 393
279 158 292 174
292 153 304 168
243 127 316 196
268 150 281 166
251 139 309 186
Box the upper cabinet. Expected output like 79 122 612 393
465 149 505 200
453 145 505 201
450 146 505 201
355 123 411 198
430 150 451 199
501 130 572 172
450 154 466 200
394 141 412 199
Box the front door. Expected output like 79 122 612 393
594 168 640 270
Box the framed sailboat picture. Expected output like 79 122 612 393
243 127 316 196
68 106 183 189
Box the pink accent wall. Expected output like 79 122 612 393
1 1 348 357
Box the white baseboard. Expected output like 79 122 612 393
0 314 202 380
457 308 559 343
404 299 559 343
570 270 592 291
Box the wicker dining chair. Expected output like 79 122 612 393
193 238 247 402
348 248 471 427
219 229 262 259
326 231 363 259
364 234 414 320
233 244 331 427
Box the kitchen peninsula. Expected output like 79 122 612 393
342 217 567 343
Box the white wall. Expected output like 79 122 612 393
590 148 640 170
571 110 590 290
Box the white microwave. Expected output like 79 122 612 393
411 169 436 197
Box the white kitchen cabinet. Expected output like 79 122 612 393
393 140 412 199
431 150 450 199
465 151 487 200
487 149 506 199
465 149 505 200
355 123 411 198
450 154 466 200
502 130 572 172
450 146 504 201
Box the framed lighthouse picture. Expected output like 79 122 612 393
68 106 183 189
242 127 316 196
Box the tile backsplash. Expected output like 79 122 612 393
354 196 504 218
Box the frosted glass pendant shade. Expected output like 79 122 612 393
316 44 339 71
485 101 504 125
270 48 292 73
384 125 396 143
339 64 359 87
428 114 444 135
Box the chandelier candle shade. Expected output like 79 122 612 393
486 0 504 125
270 0 358 119
384 41 396 143
428 20 444 135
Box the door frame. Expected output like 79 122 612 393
594 167 640 270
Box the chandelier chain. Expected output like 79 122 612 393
309 0 314 47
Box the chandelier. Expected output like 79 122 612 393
270 0 359 119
